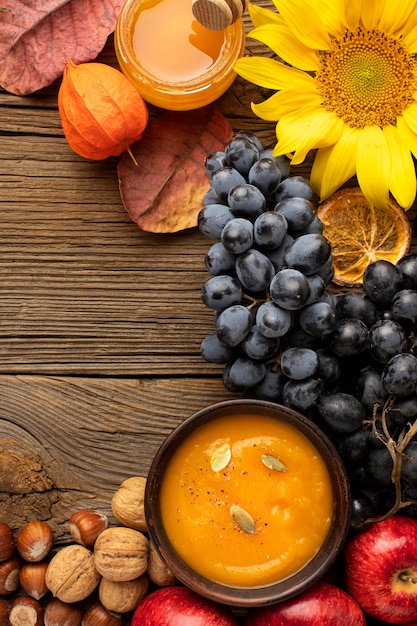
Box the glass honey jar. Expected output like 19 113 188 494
114 0 246 111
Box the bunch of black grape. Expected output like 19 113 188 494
198 130 417 527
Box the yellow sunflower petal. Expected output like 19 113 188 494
401 103 417 135
248 3 283 27
383 124 416 209
234 57 313 91
344 0 363 30
312 0 347 38
252 88 321 120
310 125 358 200
274 108 344 164
273 0 331 49
402 15 417 52
397 115 417 159
360 1 385 30
356 126 390 209
248 24 320 71
380 0 417 37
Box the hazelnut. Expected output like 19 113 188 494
111 476 147 531
0 556 20 595
94 527 148 582
19 561 49 600
69 509 108 548
81 602 122 626
9 596 43 626
0 523 15 562
148 540 177 586
16 521 54 562
0 598 10 626
45 544 101 603
98 573 149 613
44 598 83 626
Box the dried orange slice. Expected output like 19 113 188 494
317 188 412 287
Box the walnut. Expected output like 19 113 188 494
111 476 147 531
148 541 177 587
94 527 148 582
45 544 101 603
98 574 149 613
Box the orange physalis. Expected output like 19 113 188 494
58 60 148 160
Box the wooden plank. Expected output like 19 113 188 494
0 375 233 537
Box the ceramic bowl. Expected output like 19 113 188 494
145 399 351 607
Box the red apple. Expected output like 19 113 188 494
344 515 417 623
244 581 366 625
131 586 238 625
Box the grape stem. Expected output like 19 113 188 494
364 397 417 525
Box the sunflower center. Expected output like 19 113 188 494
316 27 417 128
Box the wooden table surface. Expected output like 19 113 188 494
0 1 293 540
2 3 417 619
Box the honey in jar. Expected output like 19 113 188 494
114 0 246 110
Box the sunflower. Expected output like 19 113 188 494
234 0 417 210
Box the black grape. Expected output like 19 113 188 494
298 301 338 337
396 254 417 289
327 318 369 358
362 260 403 307
391 289 417 327
201 275 242 310
253 211 288 249
235 248 275 291
354 365 388 412
248 158 282 196
317 392 365 433
275 197 315 232
200 333 235 364
215 304 252 347
283 378 322 411
280 347 319 380
211 166 247 200
241 325 280 360
382 353 417 397
284 234 331 275
205 151 227 179
225 136 260 177
270 268 311 310
335 291 378 328
368 319 408 363
274 175 313 202
221 217 253 253
205 242 236 276
228 183 266 219
198 203 234 238
255 301 293 338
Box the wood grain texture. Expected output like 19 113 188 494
0 2 287 538
0 0 416 557
0 375 232 535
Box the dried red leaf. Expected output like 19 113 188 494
117 106 233 233
0 0 125 95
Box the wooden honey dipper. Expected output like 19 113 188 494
192 0 248 30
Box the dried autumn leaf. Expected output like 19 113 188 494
0 0 125 95
117 106 233 233
58 61 148 160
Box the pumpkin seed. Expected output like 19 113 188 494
262 454 287 472
230 504 256 534
210 443 231 472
